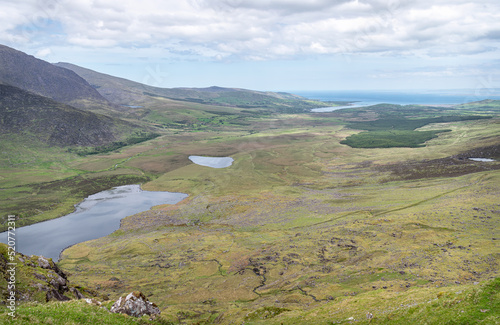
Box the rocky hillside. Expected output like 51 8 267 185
0 84 117 147
0 243 93 303
0 45 112 111
0 243 167 324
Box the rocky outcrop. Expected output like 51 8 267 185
0 243 92 303
110 291 161 317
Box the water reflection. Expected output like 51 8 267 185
0 185 188 261
188 156 234 168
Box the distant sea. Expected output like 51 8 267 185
292 89 500 112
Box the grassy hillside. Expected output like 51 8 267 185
2 279 497 324
0 243 174 324
55 62 330 114
455 99 500 111
338 104 497 148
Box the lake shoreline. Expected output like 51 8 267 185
0 185 188 261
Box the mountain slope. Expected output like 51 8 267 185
54 62 327 112
0 45 112 111
0 84 116 147
54 62 161 105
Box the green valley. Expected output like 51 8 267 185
2 97 499 324
0 47 499 324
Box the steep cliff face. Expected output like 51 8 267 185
0 84 116 146
0 45 112 111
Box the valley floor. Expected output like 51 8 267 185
57 115 499 324
2 104 499 324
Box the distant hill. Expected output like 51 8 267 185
0 84 117 147
55 62 327 113
0 45 113 111
455 99 500 111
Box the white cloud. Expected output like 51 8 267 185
369 64 500 80
35 47 52 57
2 0 500 63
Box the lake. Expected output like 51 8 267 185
189 155 234 168
0 185 188 261
469 158 496 162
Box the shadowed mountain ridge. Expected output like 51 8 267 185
0 45 113 111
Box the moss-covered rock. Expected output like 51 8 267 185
0 243 94 303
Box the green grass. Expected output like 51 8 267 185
455 99 500 112
57 167 500 323
1 99 499 324
253 278 500 324
346 115 490 132
68 132 161 156
372 278 500 324
144 90 330 114
0 300 173 325
4 278 496 325
340 129 450 148
335 103 494 148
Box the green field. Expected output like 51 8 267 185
1 99 499 324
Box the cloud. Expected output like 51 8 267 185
2 0 500 61
369 63 500 80
35 47 52 57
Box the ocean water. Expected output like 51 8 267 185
293 90 500 108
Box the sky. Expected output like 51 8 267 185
1 0 500 92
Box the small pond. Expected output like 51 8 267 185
469 158 495 162
189 155 234 168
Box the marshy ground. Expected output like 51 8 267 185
2 101 499 324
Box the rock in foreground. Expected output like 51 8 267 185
0 244 90 303
110 291 160 317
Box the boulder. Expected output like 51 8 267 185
48 272 68 291
33 272 47 281
110 291 160 317
46 289 71 302
84 298 102 306
37 256 51 269
70 287 86 299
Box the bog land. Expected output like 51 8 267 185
1 98 499 324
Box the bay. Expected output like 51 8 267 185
293 89 500 112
